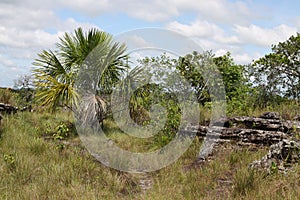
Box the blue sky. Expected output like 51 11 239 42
0 0 299 87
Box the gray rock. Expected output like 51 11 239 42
0 103 17 114
183 125 287 145
249 139 300 173
259 112 280 120
212 115 300 133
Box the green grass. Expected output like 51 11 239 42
0 111 299 199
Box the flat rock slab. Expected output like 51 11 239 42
212 116 300 133
183 125 288 145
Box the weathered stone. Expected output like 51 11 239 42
185 112 300 173
259 112 280 120
249 139 300 173
0 103 18 114
0 103 32 114
212 116 300 133
183 125 287 145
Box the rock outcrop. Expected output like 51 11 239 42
250 139 300 174
183 111 299 146
184 112 300 172
0 103 32 115
184 125 288 145
0 103 17 114
212 115 300 133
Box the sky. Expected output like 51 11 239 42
0 0 299 87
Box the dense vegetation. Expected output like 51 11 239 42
0 29 299 199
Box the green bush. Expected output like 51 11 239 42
3 153 16 171
53 123 70 140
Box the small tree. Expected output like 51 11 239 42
13 74 35 105
252 33 300 100
213 52 247 101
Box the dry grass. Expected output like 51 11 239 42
0 111 299 199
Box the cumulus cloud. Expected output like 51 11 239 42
0 1 100 86
167 20 241 45
55 0 255 24
233 53 254 64
234 24 299 47
166 20 243 63
167 20 223 38
171 0 254 24
165 18 299 65
123 35 152 48
60 0 178 21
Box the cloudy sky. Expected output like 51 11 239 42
0 0 299 87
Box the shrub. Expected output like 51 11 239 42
53 122 70 140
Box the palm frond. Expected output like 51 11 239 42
34 72 78 111
33 27 127 114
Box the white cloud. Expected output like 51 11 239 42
59 0 112 17
173 0 254 24
127 35 152 48
166 19 243 60
58 0 178 21
53 0 256 24
233 53 253 64
0 27 57 49
166 19 299 65
214 50 261 65
167 20 241 45
234 24 299 47
0 1 100 46
167 20 223 38
214 49 228 57
0 1 101 87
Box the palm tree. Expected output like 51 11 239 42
33 27 127 114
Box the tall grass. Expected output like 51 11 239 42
0 112 139 199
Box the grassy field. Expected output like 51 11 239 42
0 111 300 199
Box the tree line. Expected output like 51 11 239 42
12 28 299 122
